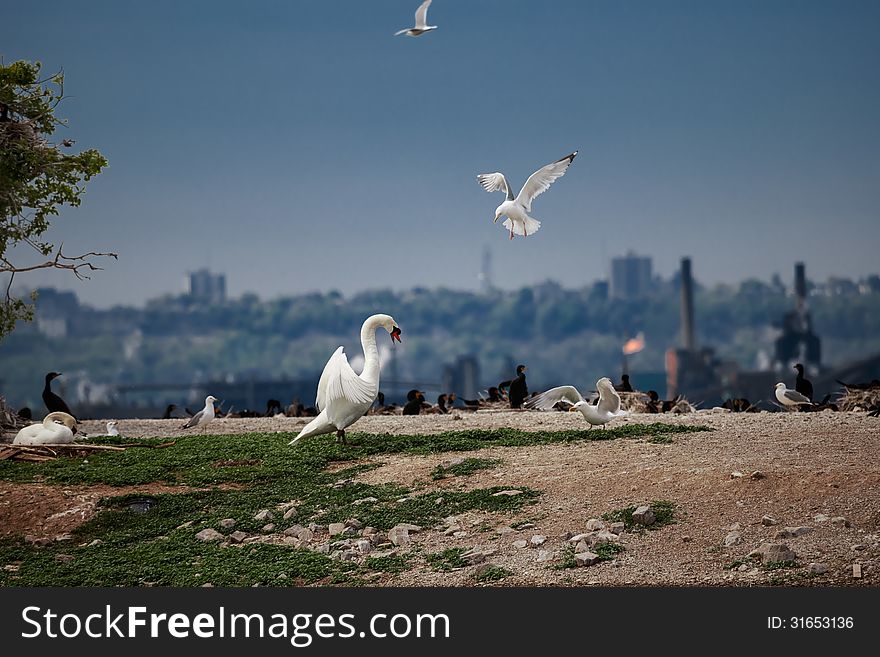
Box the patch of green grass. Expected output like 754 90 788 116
553 546 579 570
474 565 513 583
602 500 677 531
647 435 673 444
725 557 758 570
431 458 500 480
364 554 412 574
764 560 799 570
426 548 469 572
592 542 625 560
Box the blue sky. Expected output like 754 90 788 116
3 0 879 307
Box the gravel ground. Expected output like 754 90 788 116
5 409 879 586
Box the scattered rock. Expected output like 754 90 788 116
392 523 422 533
444 526 462 536
852 564 862 579
575 551 600 567
536 550 554 563
352 497 378 505
730 471 744 479
297 528 314 543
356 539 372 554
586 519 606 531
283 524 305 537
492 490 523 497
737 564 749 572
453 531 467 538
315 542 330 554
609 522 625 535
229 531 247 543
774 526 813 539
516 522 536 530
282 507 298 521
388 527 411 547
513 540 528 549
440 457 466 468
593 531 618 545
831 516 851 528
750 471 765 480
575 540 590 554
729 523 742 531
495 526 515 535
632 505 655 526
195 528 224 542
435 497 444 505
529 535 546 547
328 523 346 536
87 539 103 547
808 563 828 575
813 513 830 523
261 523 275 533
748 542 797 564
461 548 494 565
55 554 74 563
344 518 364 530
253 510 273 522
761 515 778 526
569 533 595 544
852 544 866 551
219 518 237 530
681 535 691 543
723 531 742 548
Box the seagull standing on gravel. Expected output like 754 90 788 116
477 151 578 239
774 383 814 410
181 395 218 429
395 0 437 37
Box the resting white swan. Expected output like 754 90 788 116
291 314 402 445
13 412 78 445
525 377 628 428
181 395 218 429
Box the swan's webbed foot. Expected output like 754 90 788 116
335 429 347 445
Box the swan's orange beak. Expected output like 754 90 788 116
568 406 578 412
390 326 402 343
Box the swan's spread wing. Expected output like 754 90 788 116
784 388 811 404
516 151 578 212
525 385 584 410
316 346 376 411
597 384 622 415
414 0 432 29
477 172 514 200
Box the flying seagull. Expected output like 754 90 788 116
774 383 813 410
477 151 578 239
395 0 437 37
526 377 628 428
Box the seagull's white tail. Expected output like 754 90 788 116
289 410 335 445
503 216 542 236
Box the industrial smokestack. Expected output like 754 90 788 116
794 262 806 312
680 257 695 351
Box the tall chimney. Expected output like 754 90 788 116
794 262 806 312
680 257 695 351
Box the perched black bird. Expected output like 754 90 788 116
645 390 661 413
161 403 178 419
403 389 424 415
42 372 75 418
17 406 33 421
265 399 283 416
500 365 528 409
794 363 813 403
616 374 634 393
836 378 880 391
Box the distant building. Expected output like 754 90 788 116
609 252 652 300
187 269 226 304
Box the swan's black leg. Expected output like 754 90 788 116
336 429 347 445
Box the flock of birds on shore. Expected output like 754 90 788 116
11 312 878 446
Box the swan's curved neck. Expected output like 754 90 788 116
360 319 382 383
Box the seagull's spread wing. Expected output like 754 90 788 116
784 389 812 404
597 383 622 415
477 172 514 200
414 0 432 29
182 409 204 429
316 346 376 411
525 385 584 410
516 151 578 211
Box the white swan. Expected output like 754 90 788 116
13 412 78 445
525 377 629 428
291 314 402 445
181 395 218 429
477 151 577 239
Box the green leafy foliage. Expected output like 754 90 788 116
602 500 678 531
431 457 501 480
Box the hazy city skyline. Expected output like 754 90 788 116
3 0 879 308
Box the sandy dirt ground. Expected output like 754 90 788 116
3 409 879 586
